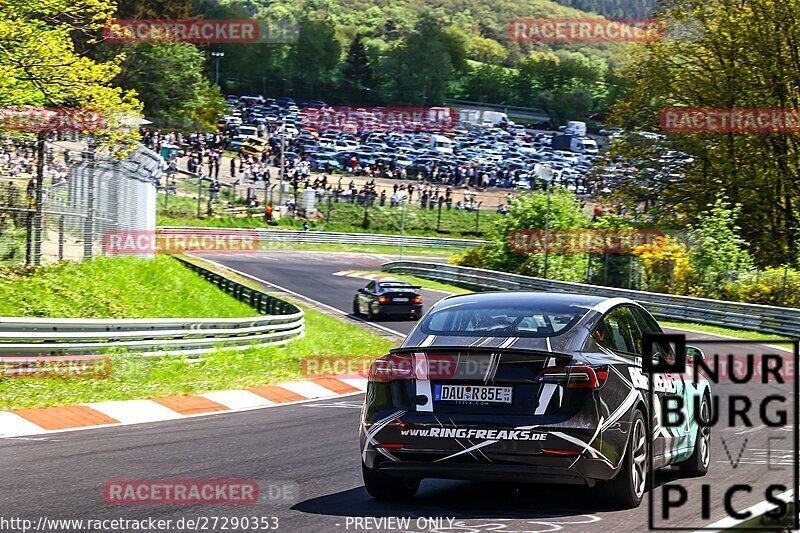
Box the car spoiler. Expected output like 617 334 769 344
388 345 573 363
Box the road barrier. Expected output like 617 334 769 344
445 99 550 121
159 227 484 249
382 261 800 338
0 258 304 357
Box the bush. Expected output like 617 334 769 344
633 236 693 294
450 247 485 268
721 268 800 307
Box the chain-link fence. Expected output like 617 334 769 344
0 134 162 265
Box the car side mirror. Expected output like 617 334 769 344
687 345 705 362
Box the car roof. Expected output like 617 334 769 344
433 291 609 311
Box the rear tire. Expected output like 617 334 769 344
362 462 419 500
367 306 378 321
678 394 711 476
606 410 647 508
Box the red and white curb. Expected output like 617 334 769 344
0 375 367 438
333 270 398 281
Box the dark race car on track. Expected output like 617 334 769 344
359 292 711 508
352 279 423 320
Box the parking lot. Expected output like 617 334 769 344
220 97 603 198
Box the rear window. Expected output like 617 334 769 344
379 283 415 293
419 301 588 338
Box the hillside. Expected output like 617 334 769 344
245 0 627 62
550 0 659 18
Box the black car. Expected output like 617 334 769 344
352 280 423 320
359 292 711 508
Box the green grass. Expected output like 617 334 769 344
0 304 395 409
158 196 500 238
660 321 791 342
0 255 397 409
0 256 255 318
257 241 458 258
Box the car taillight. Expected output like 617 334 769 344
368 354 415 383
377 296 390 303
412 296 422 303
534 365 608 389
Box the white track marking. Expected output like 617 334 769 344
279 381 339 399
199 257 406 338
87 400 183 424
199 390 275 410
338 377 369 391
692 488 794 531
0 391 367 440
0 412 47 437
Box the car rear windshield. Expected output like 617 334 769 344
379 283 415 292
419 301 589 338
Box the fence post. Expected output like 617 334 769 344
33 131 46 265
58 216 65 261
83 138 96 259
197 178 203 218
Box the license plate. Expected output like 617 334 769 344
434 385 512 404
393 298 409 302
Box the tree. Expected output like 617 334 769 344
460 64 514 104
384 15 467 104
340 35 375 103
0 0 141 147
468 188 590 279
633 236 693 294
467 37 507 64
115 44 224 129
288 17 342 98
688 195 754 294
611 0 800 266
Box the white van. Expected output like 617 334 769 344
564 121 587 136
580 138 599 155
429 134 454 154
481 111 509 127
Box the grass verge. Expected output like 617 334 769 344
0 255 255 318
157 193 498 238
0 255 396 410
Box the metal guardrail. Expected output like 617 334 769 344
382 261 800 338
445 99 551 121
0 258 304 357
160 227 485 249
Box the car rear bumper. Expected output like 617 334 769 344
372 460 607 486
375 303 423 317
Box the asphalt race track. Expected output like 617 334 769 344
2 251 795 533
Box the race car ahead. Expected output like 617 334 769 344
352 280 423 320
359 292 711 508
